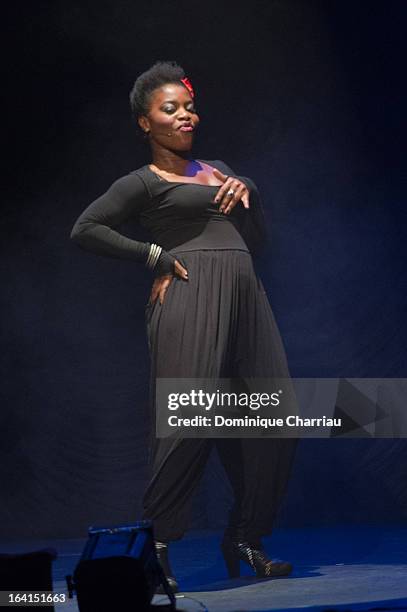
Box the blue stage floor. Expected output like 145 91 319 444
1 524 406 611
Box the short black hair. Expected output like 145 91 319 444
129 60 188 134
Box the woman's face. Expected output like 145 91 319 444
138 83 200 151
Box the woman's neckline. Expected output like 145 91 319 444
146 161 222 187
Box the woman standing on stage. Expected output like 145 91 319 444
70 60 297 593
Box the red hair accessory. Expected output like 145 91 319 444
180 77 195 98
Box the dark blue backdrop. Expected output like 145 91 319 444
2 1 406 538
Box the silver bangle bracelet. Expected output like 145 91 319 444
145 243 162 269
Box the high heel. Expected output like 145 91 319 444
220 539 240 578
154 541 179 594
221 534 293 579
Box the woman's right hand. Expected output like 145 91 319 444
150 259 188 305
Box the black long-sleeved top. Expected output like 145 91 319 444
70 159 269 271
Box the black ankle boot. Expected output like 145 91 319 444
221 533 293 579
154 541 179 594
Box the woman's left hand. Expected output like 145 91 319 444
212 169 250 214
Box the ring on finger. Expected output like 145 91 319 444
226 188 235 197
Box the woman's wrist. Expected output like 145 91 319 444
145 243 162 269
145 243 176 276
